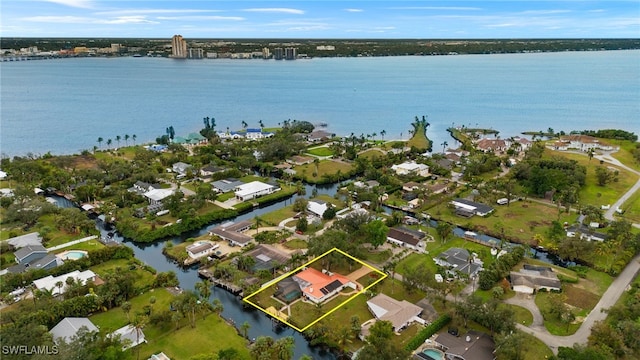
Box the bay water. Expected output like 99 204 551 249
1 50 639 157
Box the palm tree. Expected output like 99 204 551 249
122 301 132 322
124 134 130 146
441 141 448 153
258 120 264 129
97 137 103 148
132 134 137 145
212 298 223 316
131 314 148 360
148 296 156 316
115 135 121 148
380 129 386 141
240 321 251 339
241 120 248 130
55 281 64 297
195 279 211 303
106 139 112 149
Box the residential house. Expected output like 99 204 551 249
434 248 483 278
451 198 494 217
366 293 424 332
287 155 314 166
550 140 569 151
445 152 462 164
510 265 561 294
275 277 302 303
475 138 507 153
244 244 292 273
143 188 174 206
245 128 274 140
186 242 219 260
391 161 430 177
335 204 369 220
172 162 193 175
111 324 146 350
49 317 99 344
200 165 224 178
566 224 608 242
4 232 42 248
432 330 495 360
512 136 532 151
293 268 356 304
403 181 422 192
559 134 615 152
14 244 48 265
435 158 454 170
130 181 161 194
307 130 335 142
210 220 253 247
307 200 329 217
235 181 279 201
149 353 171 360
387 227 427 252
211 178 244 193
33 269 98 296
425 182 448 195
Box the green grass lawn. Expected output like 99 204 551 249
519 330 554 360
358 148 387 161
91 258 156 290
620 188 640 223
294 160 354 182
505 304 534 326
608 139 640 172
406 121 431 151
216 191 235 201
258 205 297 226
306 147 334 157
535 292 582 336
546 149 639 207
52 239 105 253
284 238 307 250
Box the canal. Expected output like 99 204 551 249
50 180 569 359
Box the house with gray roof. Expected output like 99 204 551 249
14 244 48 265
434 248 483 278
451 198 494 217
111 324 146 350
211 178 244 193
4 232 42 248
366 293 424 332
510 265 561 294
433 330 495 360
49 317 98 344
209 220 253 247
387 227 427 252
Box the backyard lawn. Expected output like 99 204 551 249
306 147 334 157
294 160 354 182
91 258 156 290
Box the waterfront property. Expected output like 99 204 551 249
244 244 292 273
450 198 494 217
366 293 424 332
307 200 329 218
111 324 147 350
209 220 253 247
234 181 280 201
49 317 98 344
8 244 61 274
211 178 244 193
186 241 219 260
293 267 356 304
391 161 430 177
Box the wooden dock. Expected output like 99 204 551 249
198 269 243 296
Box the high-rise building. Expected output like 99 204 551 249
262 47 271 59
171 35 187 58
285 47 297 60
273 48 284 60
188 48 203 59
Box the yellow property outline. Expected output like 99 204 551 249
242 247 387 332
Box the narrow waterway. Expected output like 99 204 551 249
48 180 569 359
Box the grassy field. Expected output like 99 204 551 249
294 159 354 181
306 147 334 157
519 331 554 360
358 148 387 161
52 239 105 253
607 139 640 172
535 291 582 336
546 149 639 207
619 187 640 223
91 258 156 290
283 238 307 250
406 121 431 151
504 304 534 326
430 199 575 246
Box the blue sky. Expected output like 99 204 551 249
1 1 639 38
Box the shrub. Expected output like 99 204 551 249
404 314 451 351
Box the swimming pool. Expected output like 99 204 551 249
58 250 88 260
421 348 445 360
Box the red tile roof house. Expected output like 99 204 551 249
293 268 356 304
475 138 507 153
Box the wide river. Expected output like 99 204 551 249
1 50 639 157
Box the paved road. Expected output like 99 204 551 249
511 253 640 354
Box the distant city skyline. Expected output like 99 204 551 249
1 1 639 39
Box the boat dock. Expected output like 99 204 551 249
198 269 243 296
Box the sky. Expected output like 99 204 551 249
1 1 639 39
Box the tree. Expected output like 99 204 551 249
380 129 386 141
241 120 248 130
441 141 448 152
97 137 103 148
258 120 264 129
115 135 121 148
148 296 156 316
122 301 132 322
296 217 308 232
250 336 295 360
106 138 112 149
365 220 388 249
195 279 211 304
292 197 308 213
495 331 526 360
132 134 137 145
240 321 251 339
124 134 130 146
436 221 454 244
131 314 148 360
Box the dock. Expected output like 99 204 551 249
198 269 243 296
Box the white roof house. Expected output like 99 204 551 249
235 181 279 202
111 324 146 350
143 188 174 205
33 270 97 296
49 317 99 344
307 200 328 217
366 293 424 332
391 161 429 177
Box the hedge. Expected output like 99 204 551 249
404 314 451 351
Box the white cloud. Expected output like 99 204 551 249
43 0 94 9
21 15 158 24
156 16 245 21
345 9 363 13
387 6 481 11
95 9 223 15
375 26 396 30
517 10 572 15
243 8 305 15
